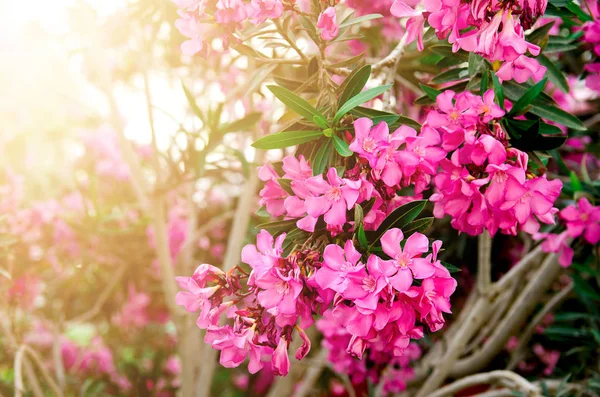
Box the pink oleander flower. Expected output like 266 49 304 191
304 168 361 228
496 55 546 83
317 7 339 40
534 231 574 267
560 197 600 244
315 240 364 293
215 0 248 26
380 228 437 292
249 0 283 23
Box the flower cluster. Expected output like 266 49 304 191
391 0 547 82
425 90 563 236
315 230 455 360
176 231 328 375
259 155 368 235
175 226 456 376
173 0 285 55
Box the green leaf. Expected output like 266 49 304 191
357 224 368 250
530 104 586 130
539 122 563 135
256 220 298 234
508 78 547 116
565 1 593 21
339 64 372 106
277 179 295 195
252 130 323 149
441 261 462 273
402 217 434 237
339 13 383 28
267 85 325 121
219 112 262 134
480 70 489 93
491 73 505 109
367 200 428 246
181 81 205 123
537 55 569 93
312 139 333 175
333 135 353 157
329 53 366 68
334 85 393 124
420 84 442 101
526 21 557 46
544 42 580 53
573 273 600 301
570 171 583 192
350 107 400 125
468 52 483 76
313 115 330 129
354 204 364 227
255 206 271 217
431 68 469 84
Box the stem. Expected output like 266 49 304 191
274 19 309 62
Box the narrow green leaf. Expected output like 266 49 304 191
441 261 462 273
339 64 372 106
339 13 383 28
350 107 401 125
219 112 262 134
255 220 298 234
354 204 364 227
357 224 368 250
267 85 325 121
468 52 483 76
480 69 489 93
312 139 333 175
181 81 205 123
431 68 469 84
508 78 548 116
277 179 295 195
569 171 583 192
420 84 442 101
539 122 563 135
491 73 505 109
526 21 557 45
402 217 434 237
367 200 428 246
333 135 353 157
313 115 330 129
252 130 323 149
530 104 586 130
334 85 393 124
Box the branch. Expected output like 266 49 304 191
477 232 493 293
293 349 328 397
428 370 540 397
195 154 263 397
416 297 493 396
492 244 543 293
507 281 574 370
450 252 562 378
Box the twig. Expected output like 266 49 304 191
507 281 574 370
14 345 25 397
382 32 409 111
428 370 540 397
492 244 544 293
67 264 127 324
274 19 309 62
22 346 65 397
293 349 328 397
